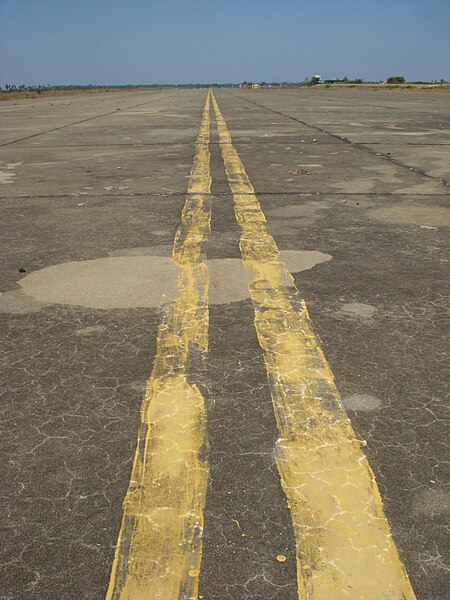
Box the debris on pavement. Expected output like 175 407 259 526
289 168 310 176
420 225 438 231
104 185 129 191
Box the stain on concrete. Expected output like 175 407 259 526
328 177 377 193
368 203 450 228
19 256 180 310
0 290 45 314
413 488 450 518
281 249 332 273
267 201 331 226
337 302 377 319
0 161 22 184
209 258 250 304
399 180 447 195
151 229 173 237
15 250 333 310
341 393 382 412
129 379 148 394
362 164 404 183
328 163 405 193
75 325 107 336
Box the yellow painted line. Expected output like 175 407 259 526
211 91 417 600
106 91 212 600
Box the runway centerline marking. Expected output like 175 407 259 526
211 91 417 599
106 91 212 600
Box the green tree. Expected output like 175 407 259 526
386 76 405 84
307 75 321 86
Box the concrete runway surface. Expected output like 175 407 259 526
0 87 448 599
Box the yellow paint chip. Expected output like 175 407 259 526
276 554 287 563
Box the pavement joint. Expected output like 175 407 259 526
0 93 172 148
1 190 447 201
227 91 450 188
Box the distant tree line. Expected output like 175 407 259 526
1 78 447 93
0 83 236 92
302 75 448 86
0 84 169 93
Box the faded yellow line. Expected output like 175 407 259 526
106 91 212 600
211 91 416 599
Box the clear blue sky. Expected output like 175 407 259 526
1 0 449 85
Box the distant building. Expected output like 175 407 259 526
240 82 262 89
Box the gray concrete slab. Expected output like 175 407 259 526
0 88 448 599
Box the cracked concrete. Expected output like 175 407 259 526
0 88 449 599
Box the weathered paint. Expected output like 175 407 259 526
106 91 212 600
211 91 417 600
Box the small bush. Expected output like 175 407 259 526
386 76 405 84
306 75 321 86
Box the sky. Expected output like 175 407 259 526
1 0 449 86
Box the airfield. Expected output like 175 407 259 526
0 87 448 599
